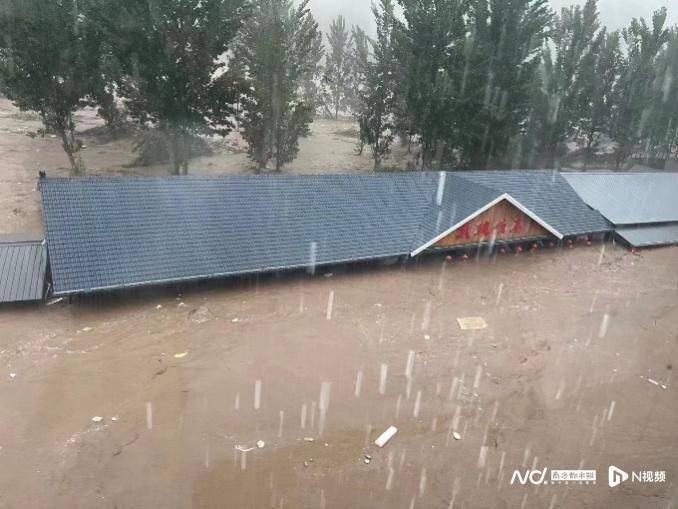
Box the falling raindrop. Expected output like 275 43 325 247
413 390 422 418
419 468 427 497
473 365 483 389
326 291 334 320
598 314 610 339
318 382 332 435
405 350 415 379
607 400 616 421
355 369 363 397
395 393 402 419
254 379 262 410
234 392 240 411
145 401 153 430
308 242 317 275
478 446 489 469
301 403 307 429
379 363 388 395
278 410 284 437
421 301 432 331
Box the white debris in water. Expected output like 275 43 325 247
379 363 388 395
155 304 162 310
231 318 239 323
254 379 262 410
375 426 398 447
9 373 16 379
81 327 93 332
257 440 265 449
453 432 462 441
91 416 103 423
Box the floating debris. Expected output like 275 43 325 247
453 432 462 441
303 437 315 442
9 373 16 379
173 351 188 359
46 297 64 306
91 416 103 423
235 444 255 452
155 304 162 310
457 317 487 330
256 440 265 449
375 426 398 448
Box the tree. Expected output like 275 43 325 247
463 0 552 168
574 30 622 168
346 25 370 117
643 28 678 163
611 8 670 168
396 0 467 168
538 0 603 167
358 0 399 169
107 0 248 174
232 0 322 172
0 0 96 174
323 16 352 119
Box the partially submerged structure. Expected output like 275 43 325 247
0 234 47 303
38 171 610 296
564 172 678 247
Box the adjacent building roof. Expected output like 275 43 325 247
40 172 612 295
563 172 678 225
0 235 47 303
616 223 678 247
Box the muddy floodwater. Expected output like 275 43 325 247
0 244 676 508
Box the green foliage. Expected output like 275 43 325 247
357 0 399 169
0 0 96 174
538 0 603 167
612 8 671 168
233 0 322 172
322 16 352 119
104 0 248 174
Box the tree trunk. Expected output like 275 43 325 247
59 126 85 175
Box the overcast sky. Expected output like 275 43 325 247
307 0 678 34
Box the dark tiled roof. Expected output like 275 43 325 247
457 170 612 236
410 174 503 251
40 171 612 295
0 237 47 303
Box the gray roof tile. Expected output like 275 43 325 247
0 238 47 303
40 172 611 295
563 172 678 225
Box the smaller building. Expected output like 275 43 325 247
564 172 678 247
0 234 47 303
